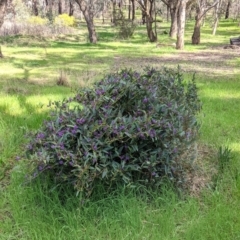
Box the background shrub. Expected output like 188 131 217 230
27 16 49 26
26 67 201 197
115 10 137 39
54 14 76 27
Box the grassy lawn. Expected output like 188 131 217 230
1 19 240 239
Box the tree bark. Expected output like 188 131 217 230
32 0 39 16
132 0 135 21
192 17 202 44
46 0 53 21
146 15 157 42
225 0 231 19
128 0 131 19
137 0 157 42
0 0 6 58
128 0 135 21
191 0 218 44
0 0 7 29
86 18 97 43
75 0 97 44
212 0 222 35
167 5 170 22
112 0 117 24
102 1 105 23
58 0 63 15
69 2 74 16
176 0 187 50
141 9 146 24
169 1 179 38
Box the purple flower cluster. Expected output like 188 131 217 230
36 132 45 139
96 89 105 96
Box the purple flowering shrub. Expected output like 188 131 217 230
26 67 201 197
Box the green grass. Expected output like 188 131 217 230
1 19 240 239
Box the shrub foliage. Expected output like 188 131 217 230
54 14 76 27
26 67 201 197
115 9 137 39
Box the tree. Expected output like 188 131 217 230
0 0 7 29
0 0 7 58
58 0 63 14
137 0 157 42
192 0 218 44
32 0 39 16
161 0 194 39
225 0 231 19
175 0 194 50
128 0 135 21
69 1 74 16
75 0 98 43
161 0 179 38
212 0 222 35
176 0 187 49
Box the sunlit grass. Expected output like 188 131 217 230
0 85 72 166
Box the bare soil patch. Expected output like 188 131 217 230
113 46 240 78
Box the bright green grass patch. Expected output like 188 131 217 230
0 85 73 165
198 78 240 153
2 166 240 240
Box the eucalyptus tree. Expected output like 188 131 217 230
161 0 194 39
161 0 194 49
75 0 107 43
176 0 187 49
0 0 7 29
191 0 219 44
161 0 179 37
136 0 157 42
212 0 222 35
0 0 7 58
111 0 121 24
225 0 231 18
128 0 135 21
168 0 194 50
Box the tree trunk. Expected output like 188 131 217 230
191 0 218 43
176 0 187 50
154 0 157 40
0 0 6 58
32 0 38 16
212 16 218 35
75 0 97 44
86 18 97 43
102 1 105 23
141 9 146 24
0 0 7 29
69 2 74 16
212 0 222 35
112 0 117 24
192 18 202 44
58 0 63 15
169 2 179 38
46 0 53 21
132 0 135 21
128 0 131 19
225 0 231 19
146 15 157 42
167 5 170 22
